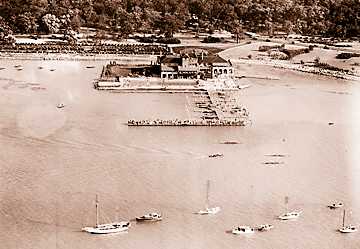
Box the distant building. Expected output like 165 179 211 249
158 54 234 79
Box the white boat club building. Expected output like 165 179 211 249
158 54 234 79
198 55 234 79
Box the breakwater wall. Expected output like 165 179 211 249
127 119 247 126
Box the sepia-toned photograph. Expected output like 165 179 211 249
0 0 359 248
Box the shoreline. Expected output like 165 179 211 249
235 58 360 81
0 52 159 62
2 51 359 82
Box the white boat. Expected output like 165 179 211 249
257 224 274 231
136 212 162 222
237 84 251 90
57 103 65 109
232 226 254 234
278 211 301 220
197 207 221 215
339 225 357 233
197 180 221 215
278 196 301 220
328 202 343 209
82 195 130 234
82 221 131 234
339 210 357 233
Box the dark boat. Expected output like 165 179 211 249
209 153 223 158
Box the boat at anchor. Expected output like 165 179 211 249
339 210 357 233
136 212 162 222
231 226 254 234
82 195 130 234
197 180 221 215
278 196 302 220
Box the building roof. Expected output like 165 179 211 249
159 55 182 65
178 66 198 72
199 55 229 65
161 65 176 72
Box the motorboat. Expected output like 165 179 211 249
197 206 221 215
57 103 65 109
221 141 240 144
232 226 254 235
257 224 274 231
339 210 357 233
82 195 130 234
136 212 162 222
278 211 301 220
263 161 284 165
196 180 221 215
328 202 343 209
208 153 223 158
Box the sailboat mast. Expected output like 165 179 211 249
96 195 99 228
206 180 210 208
284 196 289 213
342 209 346 227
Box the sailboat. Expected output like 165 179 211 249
197 180 221 215
339 210 357 233
82 195 130 234
278 196 302 220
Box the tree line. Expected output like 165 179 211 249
0 0 359 39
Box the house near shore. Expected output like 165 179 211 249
158 54 234 79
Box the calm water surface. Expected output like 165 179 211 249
0 60 360 249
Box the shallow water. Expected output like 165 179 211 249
0 60 360 249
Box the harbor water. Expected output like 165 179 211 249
0 59 360 248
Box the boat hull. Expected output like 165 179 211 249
257 224 274 231
232 226 254 235
278 211 301 220
339 226 357 233
197 207 221 215
82 222 130 234
136 217 162 222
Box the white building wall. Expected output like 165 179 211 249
211 66 234 78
